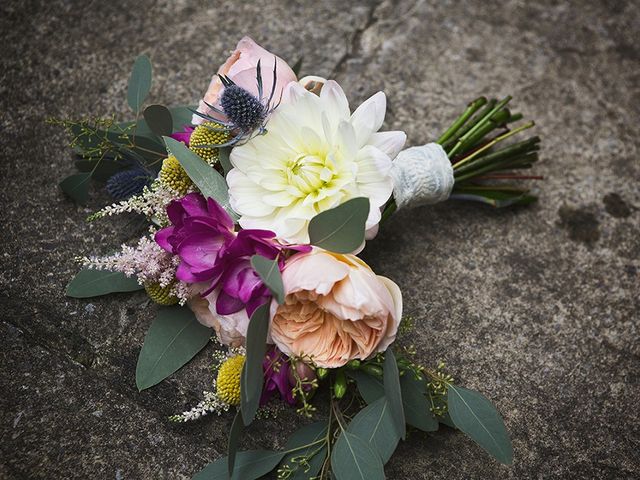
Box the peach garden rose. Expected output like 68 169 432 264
270 250 402 368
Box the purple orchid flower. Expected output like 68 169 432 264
155 193 235 283
169 125 194 146
261 347 296 406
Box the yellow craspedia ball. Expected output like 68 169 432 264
144 282 178 305
189 121 231 163
216 355 245 405
159 155 192 195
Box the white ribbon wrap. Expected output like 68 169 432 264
390 143 454 210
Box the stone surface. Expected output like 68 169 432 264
1 0 639 479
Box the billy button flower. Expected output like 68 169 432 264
189 121 231 163
159 155 193 195
216 355 245 405
143 281 178 306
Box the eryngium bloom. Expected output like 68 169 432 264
227 80 406 244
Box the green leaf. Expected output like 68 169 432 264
308 197 369 253
192 450 284 480
281 421 328 480
135 306 211 391
383 350 406 440
60 172 91 204
348 370 384 404
240 303 270 425
120 105 195 137
250 255 285 304
228 410 243 476
347 397 399 463
450 187 536 208
127 54 152 112
400 374 438 432
350 369 434 432
163 136 236 219
447 385 513 464
143 104 173 137
74 158 126 182
66 269 143 298
292 57 304 77
331 431 385 480
218 146 233 176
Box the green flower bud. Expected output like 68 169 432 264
334 370 347 399
362 364 383 378
316 367 329 380
346 359 361 370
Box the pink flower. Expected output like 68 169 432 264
270 250 402 368
192 37 297 125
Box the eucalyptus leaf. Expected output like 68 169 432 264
135 306 211 391
347 397 400 463
308 197 369 253
66 269 143 298
120 105 195 137
450 188 536 208
250 255 285 304
447 385 513 465
240 303 270 425
74 158 126 182
163 136 237 219
192 450 284 480
331 431 385 480
281 421 328 480
228 410 243 476
383 350 406 440
400 374 438 432
218 146 233 176
60 172 91 204
143 104 173 137
127 54 152 112
348 370 384 404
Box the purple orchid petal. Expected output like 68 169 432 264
154 226 174 252
170 126 194 145
216 290 245 315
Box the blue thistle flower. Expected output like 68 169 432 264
106 168 152 200
220 85 268 133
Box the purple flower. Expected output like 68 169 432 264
170 126 194 146
155 193 235 284
261 347 296 406
210 229 283 317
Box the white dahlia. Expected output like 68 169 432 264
226 80 406 244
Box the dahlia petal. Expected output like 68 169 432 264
369 131 407 159
350 91 386 147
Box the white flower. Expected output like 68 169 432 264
226 80 406 243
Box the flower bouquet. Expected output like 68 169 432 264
57 37 542 479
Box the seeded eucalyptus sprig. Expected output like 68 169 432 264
440 96 542 207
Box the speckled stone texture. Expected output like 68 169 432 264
1 0 638 479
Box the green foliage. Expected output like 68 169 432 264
193 450 285 480
135 306 211 391
308 197 369 253
347 397 399 463
163 136 237 220
59 173 91 205
66 269 143 298
279 422 328 480
250 255 285 304
331 431 385 480
447 385 513 465
400 373 439 432
228 410 244 476
143 104 173 137
240 303 270 426
127 54 152 113
383 349 406 440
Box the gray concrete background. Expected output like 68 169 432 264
1 0 639 478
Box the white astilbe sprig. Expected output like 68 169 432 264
169 386 231 422
80 232 191 304
88 179 188 226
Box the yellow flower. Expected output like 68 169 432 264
159 155 192 195
189 121 231 163
144 282 178 305
216 355 245 405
